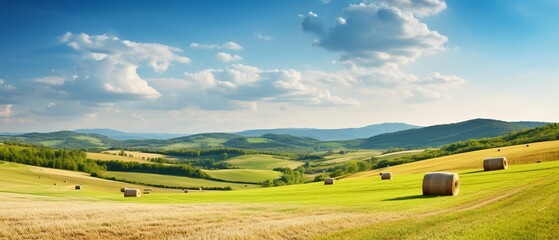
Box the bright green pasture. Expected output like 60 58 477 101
203 169 282 183
224 154 303 170
317 164 559 239
319 150 381 164
103 171 260 190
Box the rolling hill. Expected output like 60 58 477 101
358 119 550 149
236 122 419 141
75 128 186 140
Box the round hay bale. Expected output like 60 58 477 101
184 189 189 193
75 185 81 190
536 160 541 163
120 187 126 193
380 172 393 180
526 144 529 147
64 180 68 183
378 172 382 176
53 183 57 186
124 188 141 197
422 172 459 196
497 149 501 152
38 176 42 179
324 178 334 185
483 157 508 171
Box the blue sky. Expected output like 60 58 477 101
1 0 558 133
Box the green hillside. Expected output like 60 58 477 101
359 118 549 149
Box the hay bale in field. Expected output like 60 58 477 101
124 188 141 197
497 149 501 152
324 178 334 185
380 172 393 180
38 176 42 179
422 172 459 196
64 180 68 183
526 144 529 147
483 157 508 171
536 160 542 163
53 183 57 186
75 185 81 190
184 189 189 193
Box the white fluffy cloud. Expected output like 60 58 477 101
376 0 447 17
181 64 359 108
56 32 190 101
302 3 447 67
190 41 243 50
216 52 243 62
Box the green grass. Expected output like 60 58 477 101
103 171 260 190
72 135 104 145
203 169 282 183
315 164 559 239
224 154 303 170
245 137 272 143
38 140 64 147
2 141 559 239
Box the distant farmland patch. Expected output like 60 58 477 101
224 154 303 170
102 150 179 162
203 169 282 183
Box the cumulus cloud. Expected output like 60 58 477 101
181 64 359 108
190 41 243 50
216 52 243 62
376 0 447 17
301 3 447 67
55 32 190 102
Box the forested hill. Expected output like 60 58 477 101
358 119 550 149
236 123 419 141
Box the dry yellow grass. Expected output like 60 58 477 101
102 150 179 162
0 192 396 240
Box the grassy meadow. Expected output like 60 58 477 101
1 141 558 239
203 169 282 183
102 170 260 190
224 154 304 170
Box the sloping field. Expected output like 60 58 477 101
0 161 178 198
1 141 558 239
352 140 559 177
319 150 381 164
203 169 282 183
224 154 303 170
103 171 260 189
86 152 153 163
102 150 179 161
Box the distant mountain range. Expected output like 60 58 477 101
236 122 419 141
358 119 549 149
74 128 186 140
0 119 551 151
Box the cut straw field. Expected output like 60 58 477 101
1 141 558 239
